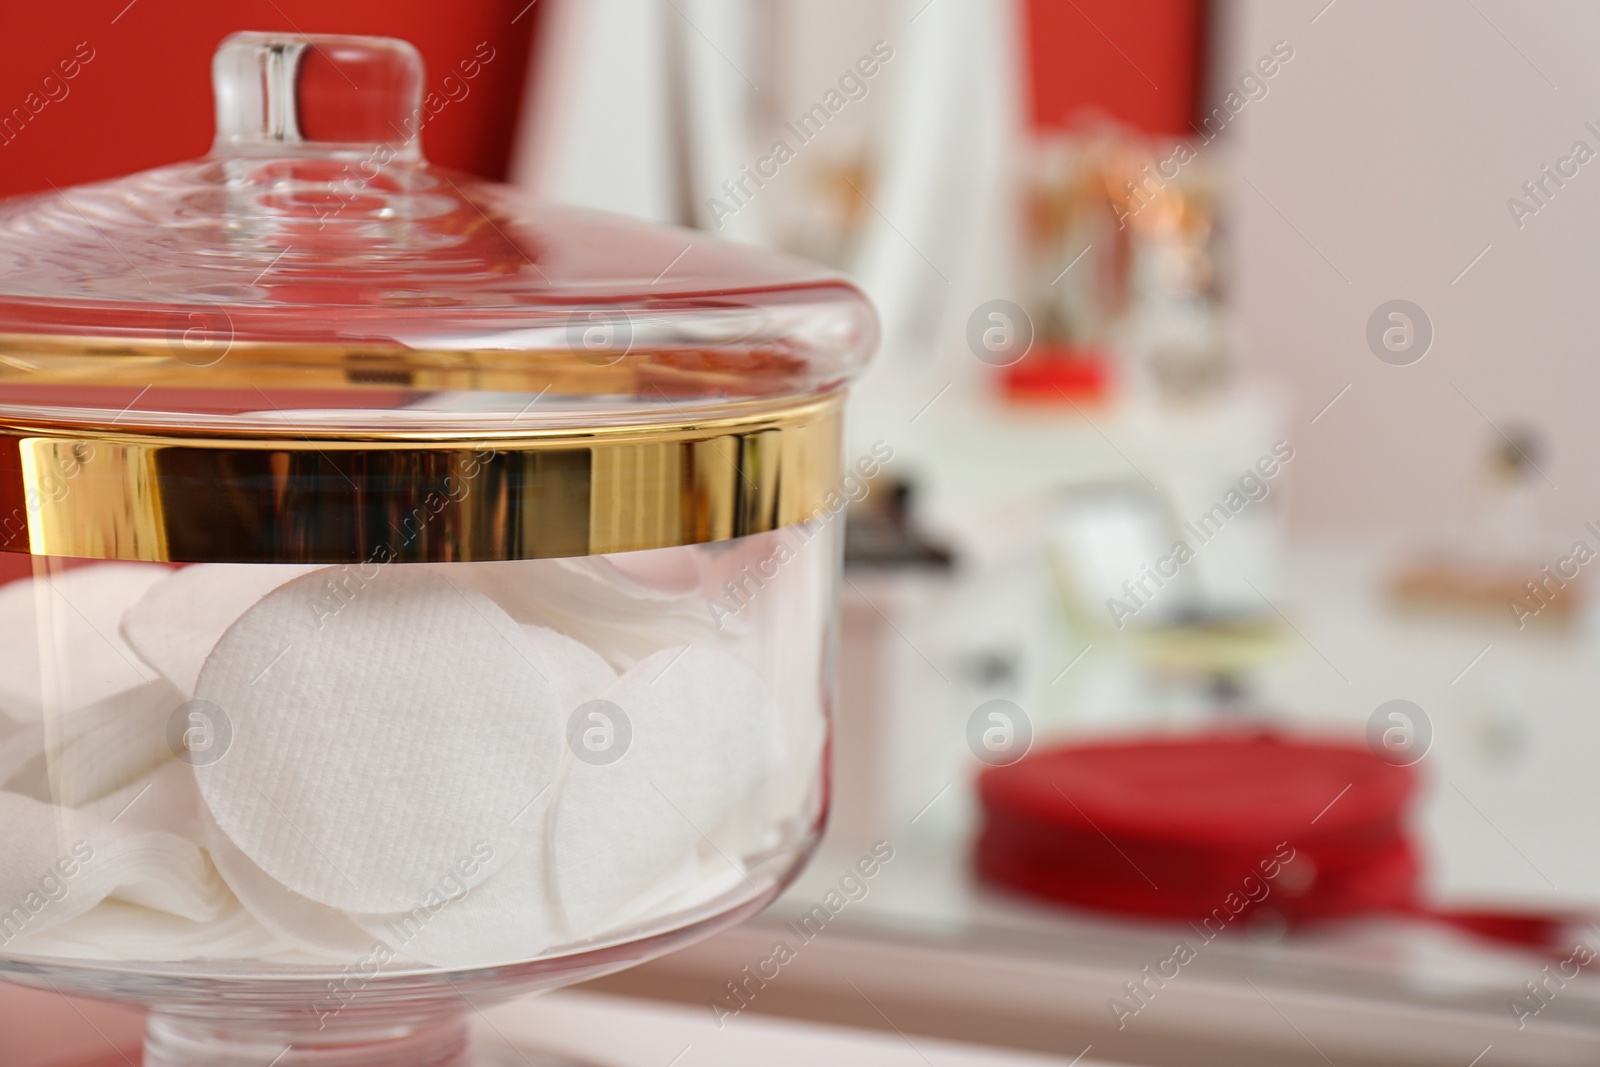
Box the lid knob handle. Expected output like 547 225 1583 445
211 32 425 161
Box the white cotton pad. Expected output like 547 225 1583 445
603 546 704 595
82 760 202 840
11 897 286 962
0 564 167 724
48 680 184 809
354 818 709 968
350 834 560 970
199 808 374 962
506 556 689 617
0 725 45 794
582 847 703 942
338 624 614 971
451 556 724 670
518 622 618 711
579 835 769 950
0 680 183 810
552 645 774 938
121 563 322 698
733 530 828 837
0 684 126 790
638 844 763 929
0 790 227 950
193 566 567 913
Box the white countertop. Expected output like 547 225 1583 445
586 540 1600 1066
0 982 1112 1067
480 989 1105 1067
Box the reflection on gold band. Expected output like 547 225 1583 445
0 395 843 563
0 332 809 399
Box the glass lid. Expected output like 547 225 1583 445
0 32 878 437
0 33 875 565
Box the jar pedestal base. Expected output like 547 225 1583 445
136 1010 602 1067
139 1010 597 1067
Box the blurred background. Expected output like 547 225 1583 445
8 1 1600 1065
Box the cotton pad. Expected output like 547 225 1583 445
518 621 619 714
350 834 561 970
0 790 227 949
0 680 182 808
552 645 774 937
200 808 374 962
0 684 128 789
121 563 322 698
452 556 724 670
585 847 703 941
690 529 828 856
0 564 167 724
637 845 765 930
352 828 703 968
0 725 45 794
193 566 567 913
82 760 202 841
48 679 184 809
11 897 285 962
584 836 769 948
341 629 611 971
514 556 690 617
741 530 829 831
603 546 703 596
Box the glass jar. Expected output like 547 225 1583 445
0 32 876 1067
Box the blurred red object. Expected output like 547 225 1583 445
1023 0 1208 136
1000 344 1112 404
977 733 1582 953
978 733 1417 924
0 0 541 198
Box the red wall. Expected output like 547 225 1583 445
0 0 542 199
0 1 1206 192
1024 0 1208 136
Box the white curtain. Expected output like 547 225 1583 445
510 0 1025 442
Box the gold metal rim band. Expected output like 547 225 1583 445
0 394 843 563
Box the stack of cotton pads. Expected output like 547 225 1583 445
0 553 790 968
